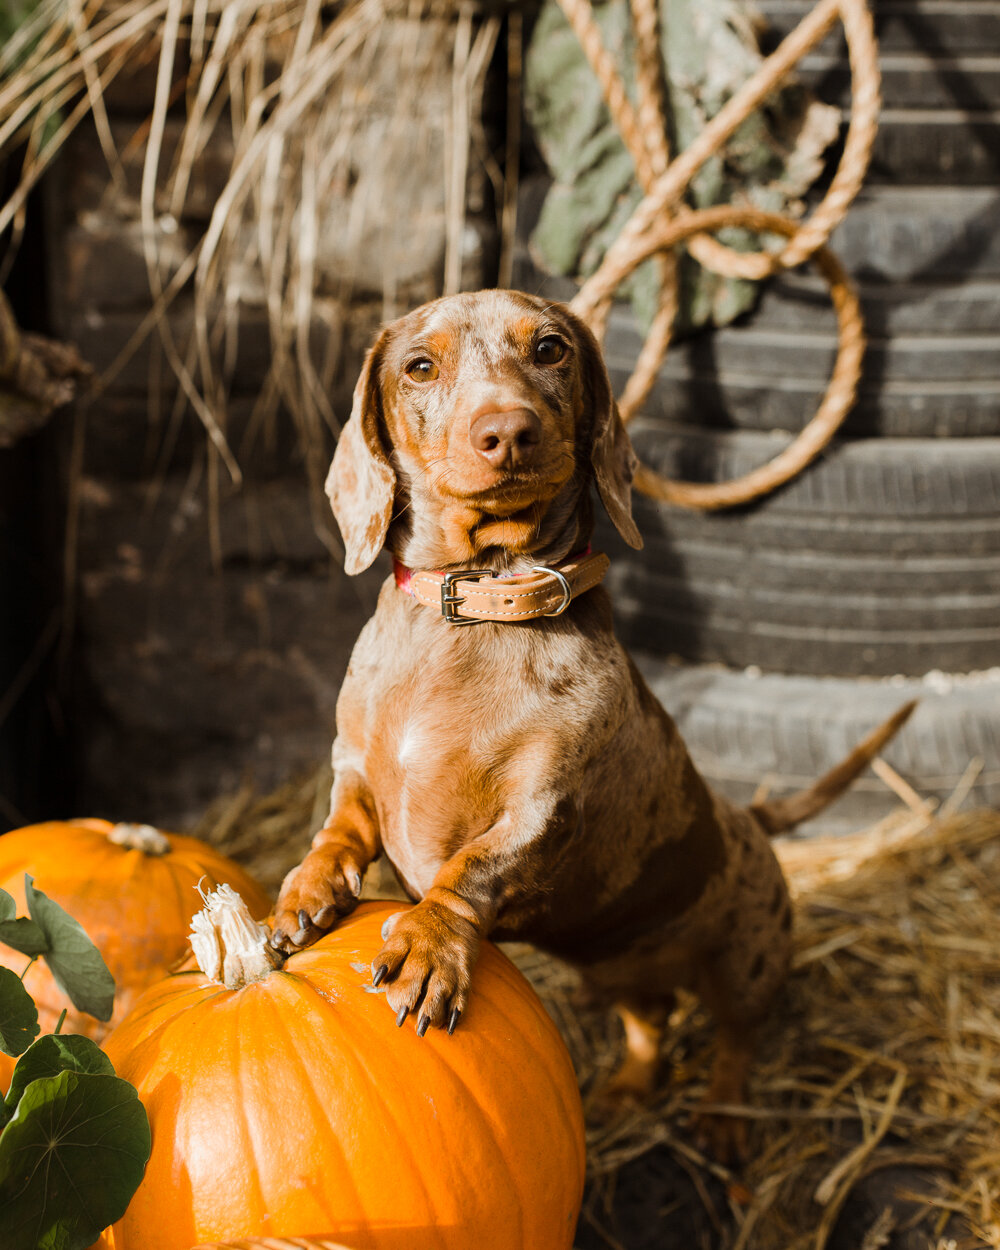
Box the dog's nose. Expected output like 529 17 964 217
469 408 542 470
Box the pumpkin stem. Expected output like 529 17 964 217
190 883 282 989
108 822 171 856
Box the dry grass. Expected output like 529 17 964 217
523 805 1000 1249
0 0 500 556
196 767 1000 1248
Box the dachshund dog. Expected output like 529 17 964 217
271 289 913 1158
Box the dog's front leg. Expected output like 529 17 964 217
372 802 563 1036
272 760 381 952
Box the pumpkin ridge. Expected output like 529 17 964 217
425 948 585 1228
309 933 531 1246
263 983 366 1233
273 962 340 1010
394 1005 528 1247
230 987 270 1236
278 970 446 1242
468 953 583 1149
111 979 229 1047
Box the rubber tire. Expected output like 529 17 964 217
602 268 1000 440
516 183 1000 440
634 653 1000 836
599 426 1000 677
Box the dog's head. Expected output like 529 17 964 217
327 289 642 574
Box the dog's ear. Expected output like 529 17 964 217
571 315 643 550
326 332 396 574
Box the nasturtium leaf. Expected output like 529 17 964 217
24 875 115 1021
0 916 48 955
0 887 15 922
0 966 39 1058
5 1033 114 1111
0 1070 151 1250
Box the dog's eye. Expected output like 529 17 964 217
406 358 439 382
534 335 566 365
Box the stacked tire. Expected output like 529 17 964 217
519 0 1000 830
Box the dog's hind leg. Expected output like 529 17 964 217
692 1019 756 1163
603 994 676 1099
690 846 793 1162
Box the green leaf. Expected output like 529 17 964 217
0 916 48 955
0 1070 151 1250
0 887 15 922
6 1034 114 1112
0 967 39 1058
24 876 115 1022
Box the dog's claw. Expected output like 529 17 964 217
396 1006 409 1028
372 963 388 987
298 909 312 931
416 1015 430 1038
447 1007 461 1035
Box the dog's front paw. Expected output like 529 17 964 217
371 902 479 1037
271 843 366 953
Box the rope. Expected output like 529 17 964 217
600 207 865 509
553 0 881 508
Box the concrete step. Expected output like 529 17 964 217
605 321 1000 384
829 186 1000 280
631 656 1000 835
758 1 1000 58
796 52 1000 110
861 108 1000 184
726 272 1000 335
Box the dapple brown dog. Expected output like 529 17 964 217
271 289 913 1158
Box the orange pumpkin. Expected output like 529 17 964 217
102 890 586 1250
94 1239 355 1250
0 819 271 1040
192 1242 355 1249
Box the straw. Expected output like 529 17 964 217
198 759 998 1247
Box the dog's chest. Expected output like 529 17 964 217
355 625 554 892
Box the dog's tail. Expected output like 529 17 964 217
750 701 917 835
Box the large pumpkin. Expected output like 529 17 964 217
0 819 271 1041
192 1242 355 1249
102 890 586 1250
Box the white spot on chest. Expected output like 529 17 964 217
389 719 440 895
397 722 423 768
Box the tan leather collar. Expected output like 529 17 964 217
393 550 610 624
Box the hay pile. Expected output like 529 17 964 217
547 804 1000 1249
198 778 1000 1249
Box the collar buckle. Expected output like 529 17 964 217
440 567 493 625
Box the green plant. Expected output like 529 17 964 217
0 875 151 1250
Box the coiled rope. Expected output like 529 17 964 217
556 0 881 509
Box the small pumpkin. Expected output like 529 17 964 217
0 818 271 1039
102 888 586 1250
